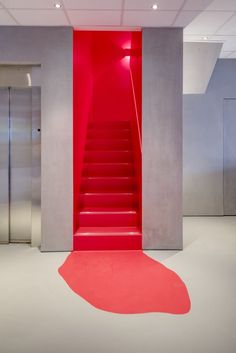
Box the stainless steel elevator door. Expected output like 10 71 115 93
10 88 32 242
0 87 41 244
0 88 9 243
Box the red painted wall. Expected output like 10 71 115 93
130 32 142 130
130 32 142 228
91 32 135 123
73 31 142 233
73 31 94 232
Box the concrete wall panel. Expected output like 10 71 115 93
142 28 183 249
183 59 236 215
0 27 73 251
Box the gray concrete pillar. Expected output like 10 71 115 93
142 28 183 249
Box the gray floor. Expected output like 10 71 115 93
0 217 236 353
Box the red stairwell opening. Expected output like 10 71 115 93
73 31 142 250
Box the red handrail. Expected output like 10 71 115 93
129 67 142 153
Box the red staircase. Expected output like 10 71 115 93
74 121 142 250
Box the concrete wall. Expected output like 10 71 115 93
183 59 236 215
142 28 183 249
0 27 73 251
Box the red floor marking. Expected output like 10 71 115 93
58 251 191 314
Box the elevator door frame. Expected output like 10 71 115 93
223 98 236 215
0 87 41 245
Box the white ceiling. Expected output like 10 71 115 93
0 0 236 58
184 0 236 58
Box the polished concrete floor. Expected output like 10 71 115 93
0 217 236 353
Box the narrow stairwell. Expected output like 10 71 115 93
74 121 142 250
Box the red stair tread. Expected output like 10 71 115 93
79 192 137 208
81 192 136 196
89 121 131 128
73 233 142 251
81 176 135 181
80 207 137 213
82 163 135 177
80 176 136 192
84 150 133 163
80 192 137 198
82 176 135 180
86 139 132 151
78 209 138 227
75 226 141 236
87 130 131 139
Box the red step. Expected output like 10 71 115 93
80 176 136 192
76 226 141 236
87 129 131 139
74 227 142 250
82 163 135 177
86 139 132 151
78 208 138 227
89 121 131 129
79 192 137 208
84 150 133 163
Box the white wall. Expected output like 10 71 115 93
183 59 236 215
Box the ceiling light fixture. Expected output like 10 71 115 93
152 3 158 10
54 3 62 9
202 36 209 40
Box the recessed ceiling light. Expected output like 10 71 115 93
54 3 62 9
152 3 158 10
202 36 209 40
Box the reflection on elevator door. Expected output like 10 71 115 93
0 87 41 244
11 88 32 242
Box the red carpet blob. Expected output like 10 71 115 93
59 251 191 314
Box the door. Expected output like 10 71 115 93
0 87 40 243
223 98 236 215
10 88 32 242
0 88 9 243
